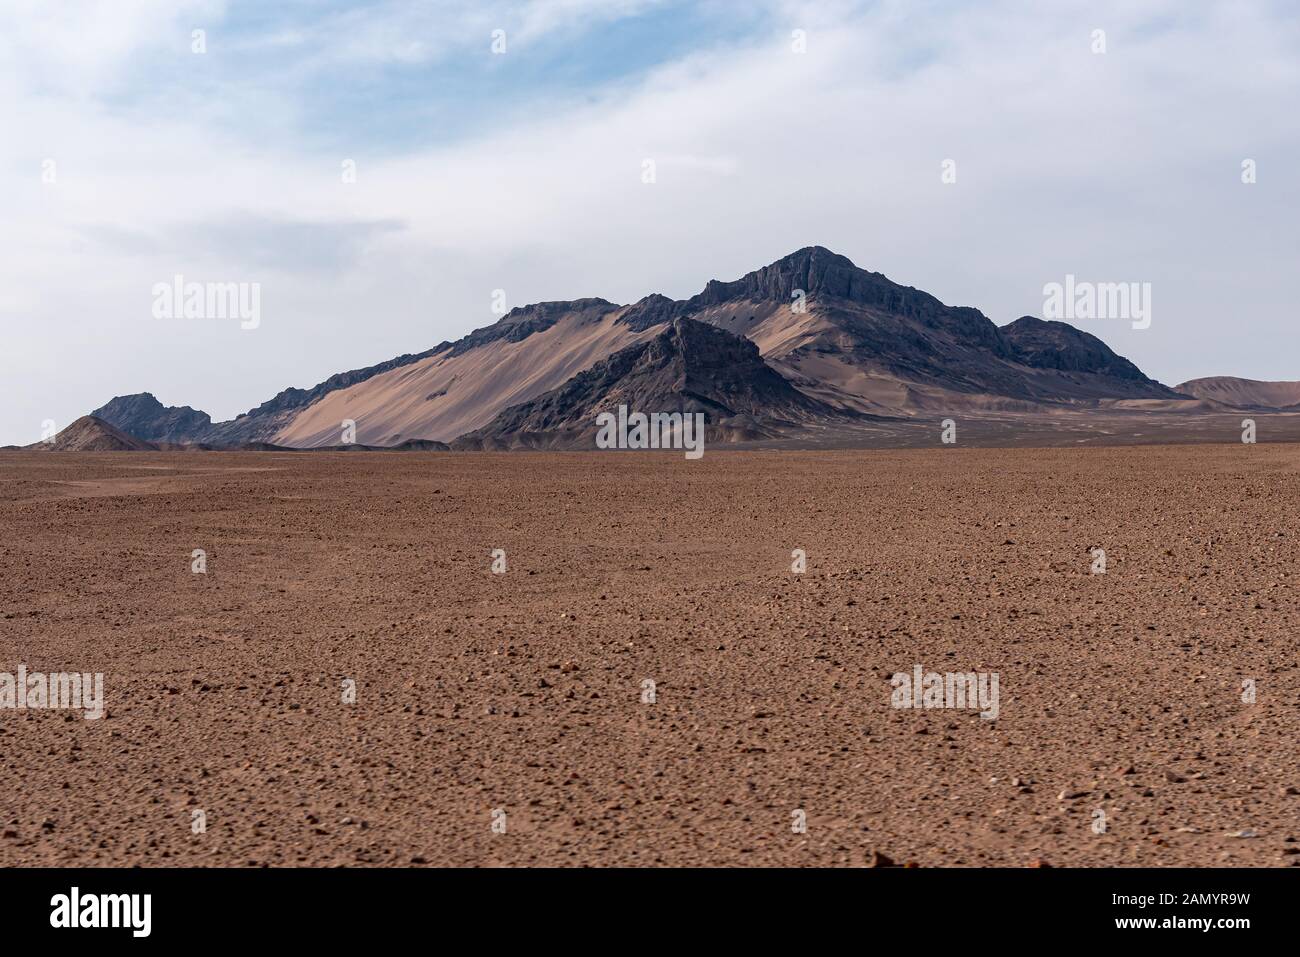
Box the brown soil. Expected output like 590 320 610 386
1 446 1297 866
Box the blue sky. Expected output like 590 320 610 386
2 0 1298 445
101 1 774 153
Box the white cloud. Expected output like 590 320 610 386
1 0 1297 444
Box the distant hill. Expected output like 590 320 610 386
1175 377 1300 410
30 416 157 451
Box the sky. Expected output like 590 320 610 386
2 0 1298 445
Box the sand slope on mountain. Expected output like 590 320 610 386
93 344 454 445
91 302 621 446
454 318 852 450
273 301 661 447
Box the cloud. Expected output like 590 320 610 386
182 216 407 273
0 0 225 95
1 0 1298 445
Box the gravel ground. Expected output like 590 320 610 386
1 446 1297 866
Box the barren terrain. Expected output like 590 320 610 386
1 445 1298 866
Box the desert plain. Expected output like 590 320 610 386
1 443 1298 867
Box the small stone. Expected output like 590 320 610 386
866 850 896 868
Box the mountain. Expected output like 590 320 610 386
454 317 849 449
1175 377 1300 410
89 246 1185 449
30 416 157 451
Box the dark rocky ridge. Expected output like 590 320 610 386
1000 316 1153 381
443 298 619 356
92 393 212 443
620 293 683 332
690 246 1011 356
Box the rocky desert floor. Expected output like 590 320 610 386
1 445 1298 867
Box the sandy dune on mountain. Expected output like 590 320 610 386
688 299 835 357
274 309 666 446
